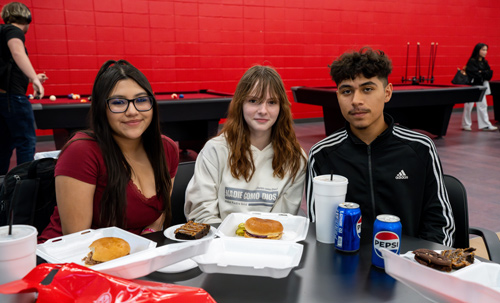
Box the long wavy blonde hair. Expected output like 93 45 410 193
220 65 306 182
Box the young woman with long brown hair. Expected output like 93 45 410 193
39 60 179 242
184 65 306 223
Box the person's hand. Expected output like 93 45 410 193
37 73 48 84
32 78 44 99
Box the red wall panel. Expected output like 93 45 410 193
1 0 499 123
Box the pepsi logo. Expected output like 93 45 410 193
373 231 400 258
356 216 362 238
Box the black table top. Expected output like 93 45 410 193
142 223 449 303
292 84 486 108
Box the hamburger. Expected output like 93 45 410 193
82 237 131 266
244 217 283 240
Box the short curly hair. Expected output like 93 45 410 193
329 47 392 86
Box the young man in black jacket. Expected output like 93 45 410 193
306 47 455 246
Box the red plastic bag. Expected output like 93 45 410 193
0 263 216 303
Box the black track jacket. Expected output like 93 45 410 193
306 114 455 246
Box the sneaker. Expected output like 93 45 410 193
481 126 498 131
462 126 472 131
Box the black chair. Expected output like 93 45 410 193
443 174 500 262
170 161 195 225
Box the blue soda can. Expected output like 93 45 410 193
334 202 362 252
371 214 402 268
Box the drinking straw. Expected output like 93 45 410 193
8 180 22 235
330 170 334 181
8 208 13 235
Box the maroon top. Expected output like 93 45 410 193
38 133 179 243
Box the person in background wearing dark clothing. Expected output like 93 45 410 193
0 2 47 175
461 43 497 131
306 47 455 246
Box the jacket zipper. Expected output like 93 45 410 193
367 145 376 221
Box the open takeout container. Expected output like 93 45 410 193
192 212 308 278
216 212 309 242
37 227 211 279
382 248 500 303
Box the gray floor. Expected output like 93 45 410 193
8 109 500 233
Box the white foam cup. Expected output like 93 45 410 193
0 225 37 303
313 175 348 243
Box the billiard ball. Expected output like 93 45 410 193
49 95 56 101
179 94 184 98
28 94 34 100
67 93 73 99
171 93 178 99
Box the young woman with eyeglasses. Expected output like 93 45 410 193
39 60 179 242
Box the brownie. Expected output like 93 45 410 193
413 248 452 272
174 221 211 240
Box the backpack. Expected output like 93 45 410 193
0 158 57 235
0 24 13 90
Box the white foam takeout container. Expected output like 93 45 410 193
216 212 309 242
192 212 308 279
382 248 500 303
192 237 303 279
37 227 211 279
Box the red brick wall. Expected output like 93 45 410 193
2 0 500 121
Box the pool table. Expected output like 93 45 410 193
31 90 233 151
292 84 486 137
489 80 500 122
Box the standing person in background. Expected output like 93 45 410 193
0 2 48 175
461 43 497 131
185 65 307 223
38 60 179 243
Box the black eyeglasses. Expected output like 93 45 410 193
106 96 154 113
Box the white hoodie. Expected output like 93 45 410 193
184 134 306 223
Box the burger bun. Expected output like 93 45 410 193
89 237 131 262
244 217 283 240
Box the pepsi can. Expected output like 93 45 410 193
371 214 402 268
334 202 362 252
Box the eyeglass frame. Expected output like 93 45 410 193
106 95 155 113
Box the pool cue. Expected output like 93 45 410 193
431 43 438 83
427 42 434 83
414 42 421 83
404 42 409 83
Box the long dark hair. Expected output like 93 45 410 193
68 60 172 229
220 65 306 182
469 43 488 61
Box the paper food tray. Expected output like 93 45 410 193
37 227 211 279
382 248 500 303
192 237 303 279
217 212 309 242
